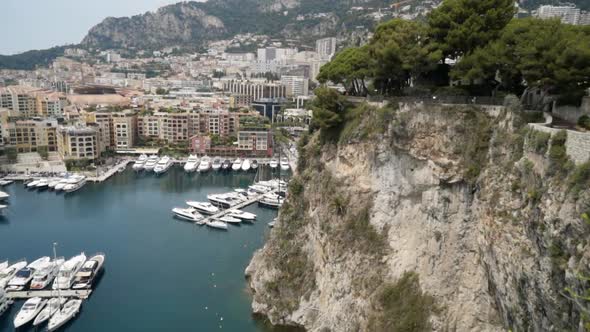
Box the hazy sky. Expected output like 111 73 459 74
0 0 187 55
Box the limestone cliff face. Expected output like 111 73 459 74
246 101 590 331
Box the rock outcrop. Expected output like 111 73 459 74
246 100 590 331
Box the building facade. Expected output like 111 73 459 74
5 118 58 153
223 80 287 100
280 76 309 97
315 37 337 59
57 125 101 160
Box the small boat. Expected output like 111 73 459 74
33 297 66 326
143 155 160 171
0 179 13 186
228 209 257 221
53 253 86 290
186 201 219 215
48 179 61 189
232 158 242 171
198 156 212 172
212 158 222 171
242 159 251 172
35 178 51 189
72 253 105 289
219 215 241 224
47 299 82 332
0 191 8 200
53 178 70 191
7 256 50 291
269 158 279 169
207 193 244 209
268 218 277 228
0 260 27 289
206 220 228 230
132 154 148 171
184 155 199 173
222 159 231 171
14 297 47 328
172 207 203 222
154 155 173 174
0 288 13 318
280 157 290 171
251 160 259 170
258 193 284 209
30 257 64 290
26 179 41 189
63 176 87 193
249 184 271 194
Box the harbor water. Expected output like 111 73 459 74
0 166 294 332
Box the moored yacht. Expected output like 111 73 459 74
186 201 220 215
212 158 222 171
30 257 64 290
184 155 199 173
0 288 12 318
0 191 8 201
53 253 86 290
241 159 251 172
35 178 51 189
258 193 284 209
0 260 27 289
249 184 271 194
53 178 70 191
154 156 173 174
219 215 241 224
33 297 66 326
63 176 87 193
206 220 228 230
143 155 160 171
222 159 231 171
207 193 244 209
47 299 82 332
0 179 13 186
172 207 203 222
26 179 41 189
228 209 257 221
14 297 47 328
280 157 290 171
7 256 50 291
48 179 61 189
232 158 242 171
72 253 105 289
269 158 279 169
251 160 259 170
132 154 148 171
198 156 212 172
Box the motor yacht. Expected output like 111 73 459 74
222 159 231 171
0 288 12 318
132 154 148 171
143 155 160 171
258 193 284 209
0 179 13 186
47 299 82 332
219 215 241 224
14 297 47 328
63 176 87 193
7 256 50 291
251 160 259 170
53 253 86 290
72 253 105 289
172 207 203 222
53 178 70 191
33 297 66 326
198 156 212 172
186 201 220 215
184 155 199 173
26 179 41 189
48 179 61 189
206 220 228 230
212 158 222 171
232 158 242 171
280 157 290 171
207 193 243 209
30 257 64 290
228 209 257 221
154 156 173 174
241 159 251 172
0 260 27 289
249 184 271 194
0 191 8 201
269 158 279 169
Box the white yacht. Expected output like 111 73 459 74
219 215 241 224
198 156 212 172
63 176 87 193
186 201 220 215
35 178 51 189
30 257 64 290
0 191 9 201
72 253 105 289
0 179 14 186
53 253 86 290
48 179 61 189
184 155 199 173
0 204 7 214
206 220 228 230
26 179 41 189
0 260 27 289
0 288 12 318
47 299 82 332
154 156 173 174
172 207 203 222
249 184 271 194
7 256 50 291
228 209 257 221
221 159 231 171
251 160 259 170
53 178 70 191
258 193 284 209
268 218 277 228
14 297 47 328
143 155 160 171
280 157 290 171
33 297 66 326
207 193 244 209
269 158 279 169
132 154 148 171
232 158 242 171
241 159 251 172
212 158 222 171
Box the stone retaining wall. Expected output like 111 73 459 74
529 123 590 164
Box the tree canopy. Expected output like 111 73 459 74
317 46 372 96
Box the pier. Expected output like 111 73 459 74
198 192 275 224
6 289 92 300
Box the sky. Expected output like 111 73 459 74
0 0 188 55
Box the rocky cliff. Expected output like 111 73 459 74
246 100 590 331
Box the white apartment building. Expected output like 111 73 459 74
223 80 287 100
281 76 309 97
537 5 581 25
315 37 337 60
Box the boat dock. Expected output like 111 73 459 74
6 289 92 300
88 159 132 183
198 192 275 224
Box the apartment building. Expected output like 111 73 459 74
111 111 138 149
0 86 66 117
280 76 309 97
237 130 272 157
57 125 101 160
536 5 581 24
229 94 254 108
315 37 337 59
223 80 287 100
5 118 58 153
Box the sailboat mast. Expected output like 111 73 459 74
53 242 62 307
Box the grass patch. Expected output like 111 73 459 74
529 130 551 154
368 272 437 332
339 104 396 144
568 161 590 197
457 109 493 184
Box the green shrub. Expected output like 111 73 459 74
568 161 590 196
529 130 551 154
368 272 437 332
578 115 590 130
548 130 572 176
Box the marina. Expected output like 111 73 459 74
5 290 92 300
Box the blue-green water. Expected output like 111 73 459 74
0 167 288 332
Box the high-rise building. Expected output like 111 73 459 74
579 11 590 25
223 80 287 100
536 5 581 25
111 111 138 149
280 76 309 97
315 37 337 59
